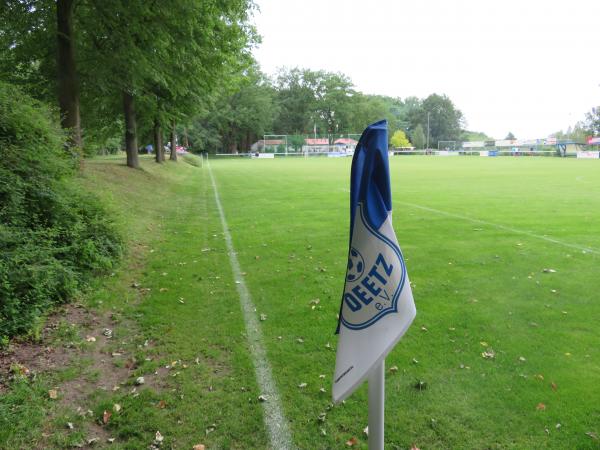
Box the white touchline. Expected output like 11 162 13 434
398 201 600 255
207 162 294 450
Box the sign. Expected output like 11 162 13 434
577 151 600 159
587 136 600 145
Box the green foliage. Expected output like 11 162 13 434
461 130 493 142
407 94 464 147
391 129 412 148
505 131 516 140
0 82 122 341
411 124 426 149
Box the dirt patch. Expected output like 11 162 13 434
0 303 97 387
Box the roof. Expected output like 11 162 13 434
304 138 329 145
334 138 358 145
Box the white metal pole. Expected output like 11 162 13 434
368 360 385 450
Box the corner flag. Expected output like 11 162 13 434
333 120 416 404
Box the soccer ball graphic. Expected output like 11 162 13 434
346 247 365 282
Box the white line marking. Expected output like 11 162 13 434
398 201 600 255
207 162 294 449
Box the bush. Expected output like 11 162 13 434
0 81 122 341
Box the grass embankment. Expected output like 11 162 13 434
0 155 268 449
209 156 600 449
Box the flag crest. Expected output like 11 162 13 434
333 120 416 403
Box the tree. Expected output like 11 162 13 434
390 130 411 148
56 0 81 150
411 124 425 149
407 94 464 148
505 132 516 140
77 0 257 166
584 106 600 135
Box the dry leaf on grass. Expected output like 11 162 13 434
103 410 112 424
536 403 546 411
48 389 58 399
345 437 358 446
193 445 206 450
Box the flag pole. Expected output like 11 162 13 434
368 359 385 450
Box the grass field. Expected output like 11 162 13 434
1 155 598 449
208 156 600 449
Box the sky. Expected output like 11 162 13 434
251 0 600 139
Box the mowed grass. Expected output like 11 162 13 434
1 156 270 449
209 156 600 449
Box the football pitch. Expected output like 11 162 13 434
208 156 599 449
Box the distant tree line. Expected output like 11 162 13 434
188 67 470 152
552 107 600 142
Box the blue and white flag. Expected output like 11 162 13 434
333 120 416 403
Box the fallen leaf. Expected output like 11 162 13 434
103 410 112 424
586 431 598 440
135 377 145 385
258 394 268 402
113 404 122 412
536 403 546 411
86 336 96 342
551 382 557 391
298 383 307 388
389 365 398 373
519 356 526 362
193 445 206 450
48 389 58 399
410 446 421 450
205 424 216 435
363 426 368 436
157 400 166 409
154 431 164 443
66 422 74 430
481 349 495 359
345 437 358 446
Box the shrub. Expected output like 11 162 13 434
0 81 122 341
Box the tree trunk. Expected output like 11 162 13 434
123 91 139 168
169 121 177 161
154 118 163 163
183 127 189 149
56 0 82 151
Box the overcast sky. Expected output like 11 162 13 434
251 0 600 139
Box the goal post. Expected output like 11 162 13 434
438 141 458 151
262 134 289 154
